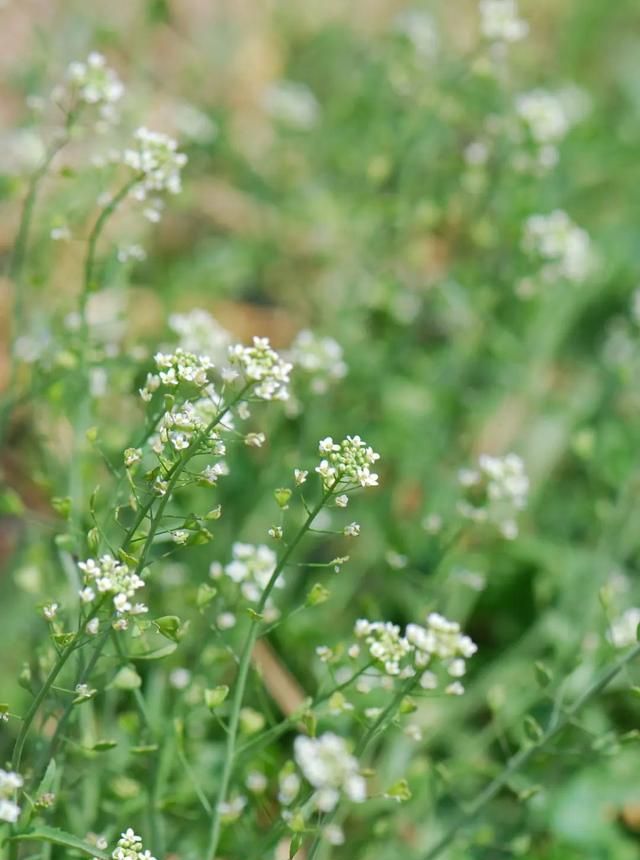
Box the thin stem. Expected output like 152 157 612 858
205 487 333 860
234 661 376 763
11 388 247 818
306 678 416 860
10 641 75 775
0 133 71 443
80 176 140 326
422 642 640 860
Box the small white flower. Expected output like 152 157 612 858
479 0 528 43
246 771 267 794
343 522 360 537
294 469 308 485
43 603 58 620
217 611 237 630
335 494 349 508
86 618 100 635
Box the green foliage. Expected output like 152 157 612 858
1 1 640 859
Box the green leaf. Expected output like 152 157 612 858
51 496 71 519
274 487 292 509
126 642 177 661
110 666 142 690
91 739 118 751
154 615 182 642
384 777 412 802
197 583 217 609
10 826 110 859
289 831 303 858
305 582 330 606
205 685 229 709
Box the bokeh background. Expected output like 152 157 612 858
2 1 640 858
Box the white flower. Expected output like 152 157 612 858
343 522 360 537
43 602 58 620
294 733 365 811
294 469 308 485
278 771 301 806
169 308 231 365
522 210 593 283
315 435 380 491
446 681 465 696
479 0 528 43
0 798 21 823
217 611 237 630
140 349 213 400
51 224 71 241
459 452 529 537
516 90 571 145
78 555 146 629
246 771 267 793
123 127 187 201
335 494 349 508
171 529 189 545
86 618 100 635
79 587 95 603
169 668 191 689
608 607 640 649
245 432 266 448
218 795 247 821
64 52 123 114
0 770 23 823
228 337 292 401
111 828 157 860
394 9 438 57
215 542 282 604
124 448 142 468
117 244 146 263
354 620 412 676
287 330 347 394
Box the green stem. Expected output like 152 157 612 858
306 678 416 860
11 388 247 833
205 487 333 860
422 642 640 860
10 641 76 775
234 661 376 763
80 176 140 326
0 133 71 443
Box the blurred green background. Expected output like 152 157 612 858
2 1 640 858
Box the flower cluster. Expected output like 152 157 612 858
228 337 292 401
210 542 282 604
169 308 231 366
288 330 347 395
608 607 640 649
111 828 157 860
354 620 412 676
515 90 570 146
124 127 187 200
315 435 380 491
458 452 529 539
394 9 438 58
512 89 572 171
62 52 123 115
140 349 213 401
522 210 593 284
479 0 528 43
294 733 366 812
151 402 226 458
78 555 147 631
0 769 23 824
354 612 477 693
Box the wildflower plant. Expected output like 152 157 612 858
2 3 640 860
